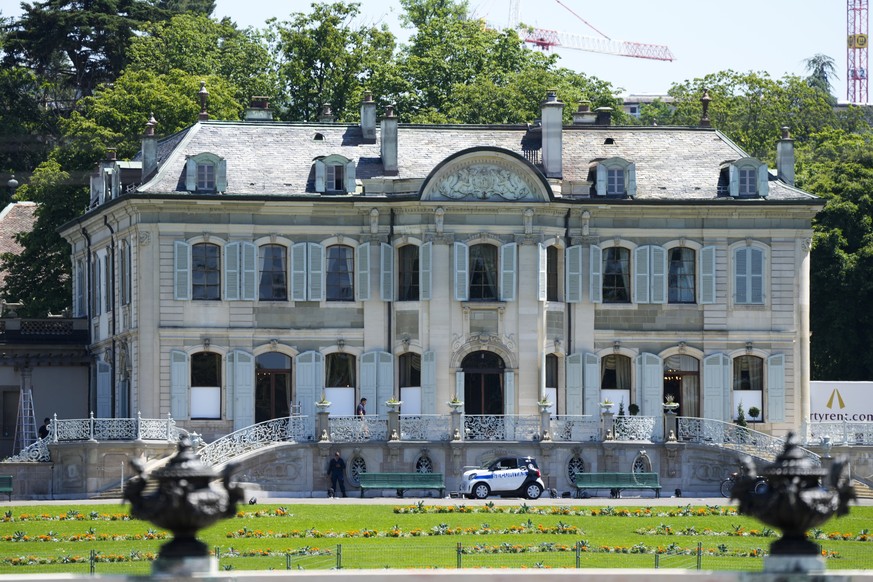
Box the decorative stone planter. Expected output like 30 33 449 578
385 401 403 412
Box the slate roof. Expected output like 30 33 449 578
0 202 37 290
137 120 818 202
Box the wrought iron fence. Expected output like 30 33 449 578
550 415 598 441
677 417 820 465
809 421 873 446
462 415 540 441
612 416 656 441
400 415 452 441
49 412 180 443
198 416 308 467
329 416 388 443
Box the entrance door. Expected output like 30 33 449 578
255 353 292 423
663 355 700 417
462 351 505 415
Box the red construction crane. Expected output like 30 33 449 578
508 0 675 62
847 0 869 103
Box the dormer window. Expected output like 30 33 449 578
592 157 636 197
723 157 768 198
314 154 356 194
185 152 227 193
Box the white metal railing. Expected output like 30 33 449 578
329 415 388 442
550 415 598 441
51 412 181 443
197 416 307 467
612 416 656 441
809 422 873 446
677 416 820 465
463 415 540 441
4 437 50 462
400 415 451 441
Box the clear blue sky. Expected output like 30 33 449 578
1 0 852 100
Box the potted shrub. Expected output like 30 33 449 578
385 396 403 412
748 406 760 422
628 403 640 416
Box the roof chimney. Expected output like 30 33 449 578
244 96 273 121
319 103 335 123
541 90 564 178
360 91 377 144
142 113 158 181
380 105 398 175
776 126 795 186
198 80 209 121
594 107 612 126
572 100 597 125
699 89 712 128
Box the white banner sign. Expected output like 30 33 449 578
810 381 873 422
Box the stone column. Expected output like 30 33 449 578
316 409 330 441
601 411 615 440
387 409 400 441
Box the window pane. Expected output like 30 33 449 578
399 353 422 387
668 247 696 303
545 354 558 388
733 355 763 391
192 243 220 300
191 352 221 386
607 168 624 195
398 245 420 301
602 247 630 303
197 163 215 190
469 244 498 300
546 246 559 301
259 244 287 300
326 245 354 301
326 353 355 387
739 168 755 196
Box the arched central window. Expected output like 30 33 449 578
326 353 356 388
469 244 498 300
398 245 420 301
259 244 287 301
668 247 695 304
255 352 291 423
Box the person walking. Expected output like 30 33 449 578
355 397 367 416
327 451 347 497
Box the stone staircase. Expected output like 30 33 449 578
852 480 873 500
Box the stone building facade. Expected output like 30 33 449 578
55 92 822 495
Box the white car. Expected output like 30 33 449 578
460 456 545 500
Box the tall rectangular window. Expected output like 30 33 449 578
103 254 112 312
258 244 287 300
326 164 345 192
398 244 419 301
546 246 559 301
738 168 756 196
469 244 498 300
606 169 624 195
668 247 695 303
192 243 220 300
735 247 764 304
120 241 131 306
326 245 354 301
602 247 630 303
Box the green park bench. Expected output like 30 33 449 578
358 472 445 498
574 472 661 498
0 476 13 501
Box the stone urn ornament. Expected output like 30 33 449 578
730 431 856 573
123 435 245 575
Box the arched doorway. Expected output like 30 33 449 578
462 351 505 415
662 354 700 417
255 352 291 423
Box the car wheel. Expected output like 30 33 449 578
525 483 543 500
753 479 768 495
473 482 490 499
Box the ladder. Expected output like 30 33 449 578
12 387 37 454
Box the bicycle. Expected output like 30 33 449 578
719 472 768 497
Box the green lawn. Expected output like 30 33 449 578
1 502 871 574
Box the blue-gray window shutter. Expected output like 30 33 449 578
291 242 307 301
565 244 583 303
380 242 393 301
231 350 255 430
634 246 650 304
308 242 324 301
296 351 324 423
729 165 739 197
537 243 548 301
454 242 469 301
757 163 769 197
589 245 602 303
224 241 240 300
596 164 607 196
96 361 112 417
174 241 191 300
500 242 517 301
216 158 227 192
650 245 667 304
583 352 600 415
504 369 515 415
700 246 716 304
419 242 432 300
344 161 356 193
361 351 379 412
170 350 189 420
314 160 326 192
422 350 436 413
377 351 394 415
703 353 730 421
185 158 196 191
626 162 637 196
637 352 662 417
357 242 371 301
566 353 583 414
241 242 256 300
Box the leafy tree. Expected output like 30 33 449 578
797 128 873 379
267 2 396 122
638 98 675 126
2 0 172 99
127 14 277 108
804 53 838 103
0 66 52 185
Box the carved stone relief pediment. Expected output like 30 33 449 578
424 160 545 202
